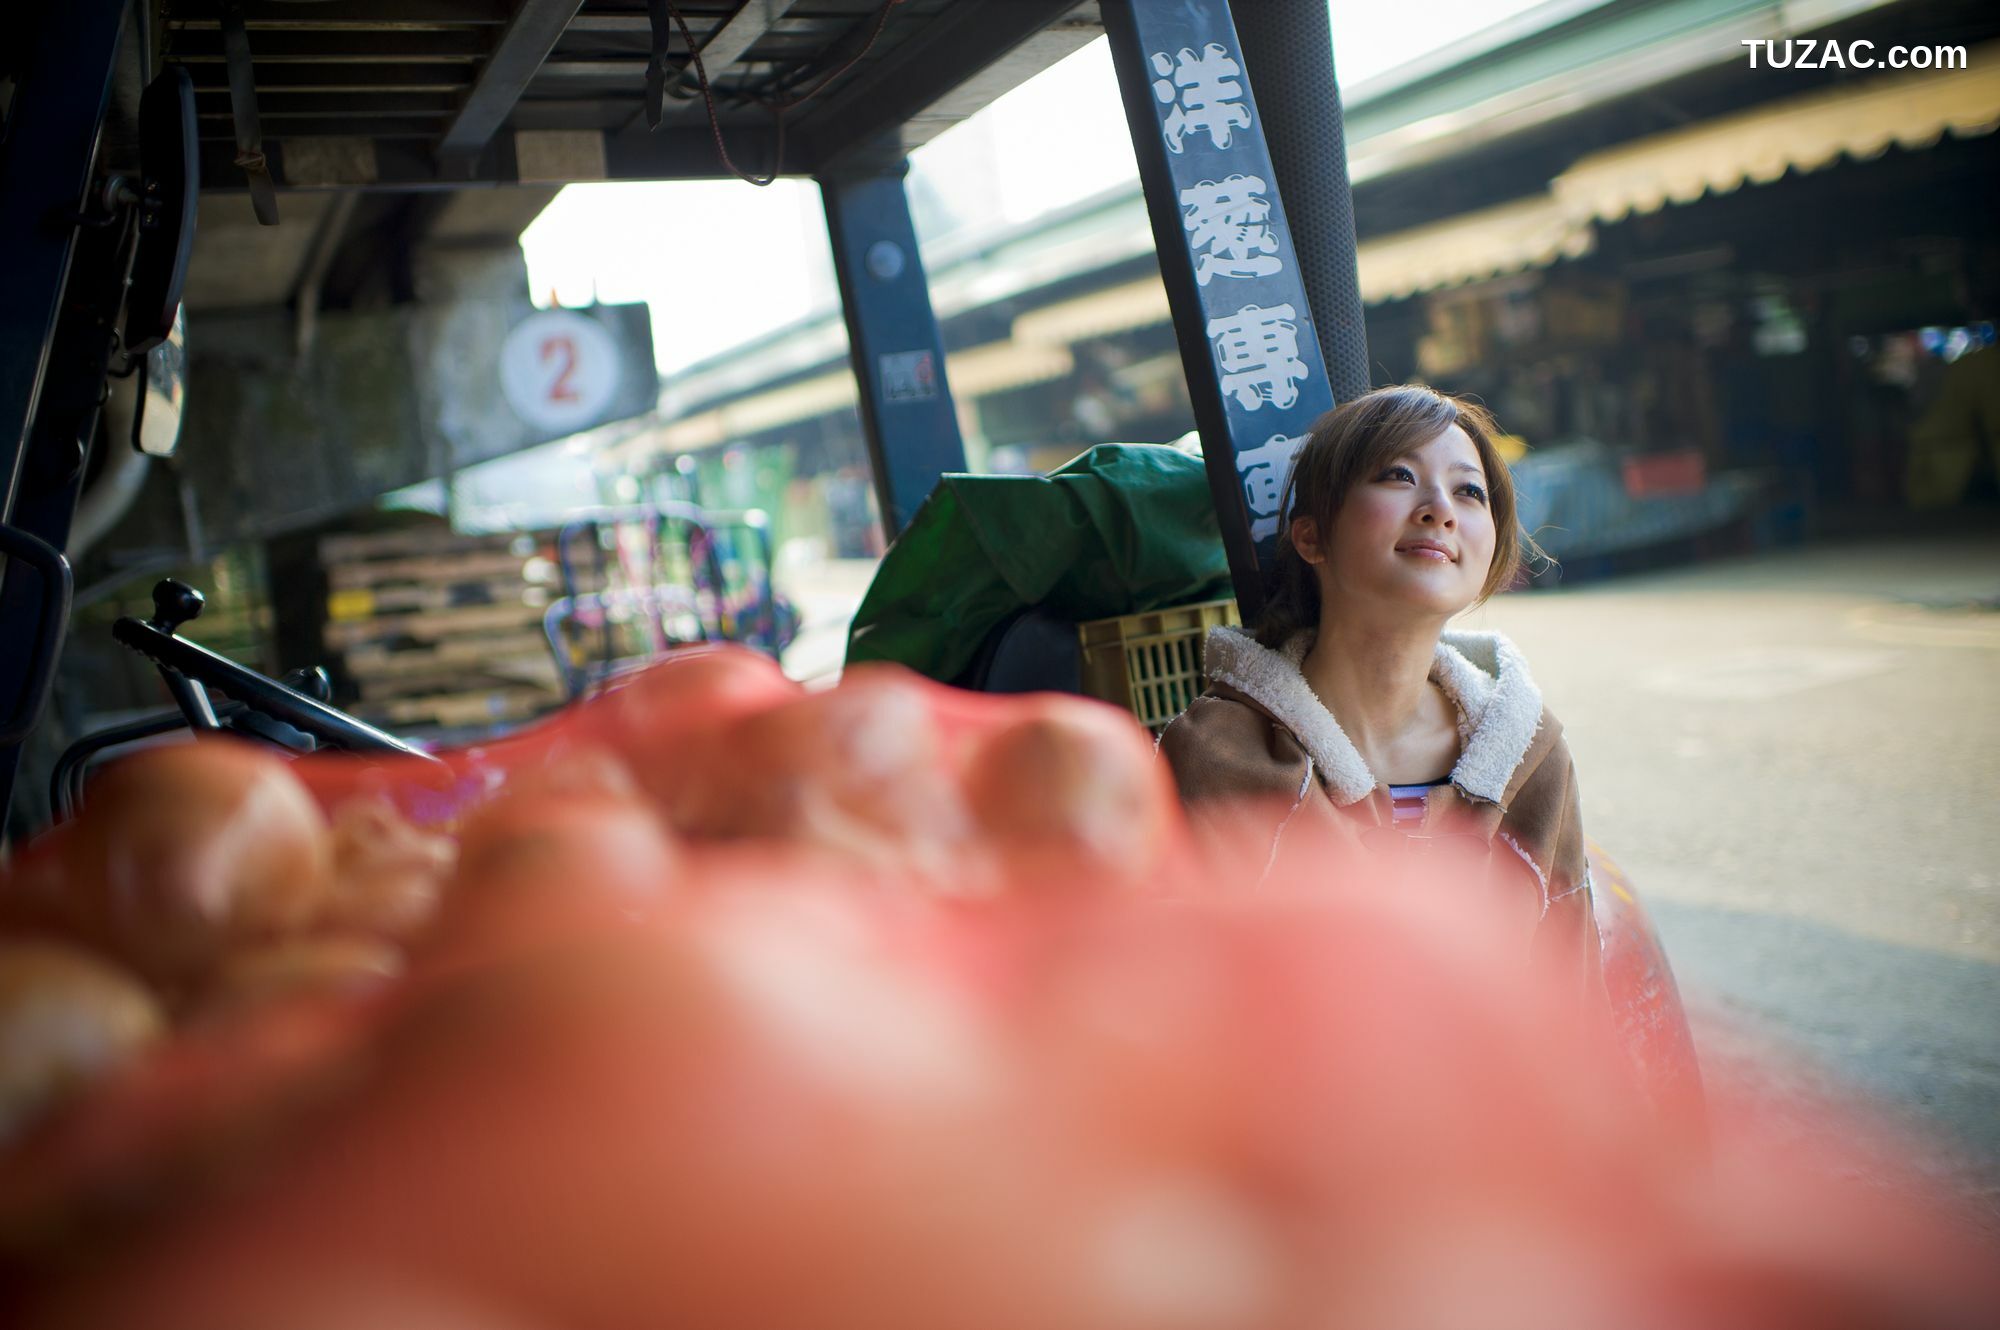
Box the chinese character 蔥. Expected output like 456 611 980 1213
1235 431 1305 541
1150 45 1252 153
1207 303 1309 410
1181 175 1282 284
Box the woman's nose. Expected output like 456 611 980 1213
1417 491 1455 525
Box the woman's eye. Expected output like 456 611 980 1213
1379 465 1415 482
1459 484 1488 503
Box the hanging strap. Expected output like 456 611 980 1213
220 0 279 224
644 0 673 130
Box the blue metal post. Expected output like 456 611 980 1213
1100 0 1341 622
0 1 129 519
818 165 967 538
0 2 129 830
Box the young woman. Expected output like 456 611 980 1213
1161 384 1599 984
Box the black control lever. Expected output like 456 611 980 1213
115 579 438 761
147 577 205 632
142 580 220 730
279 665 334 704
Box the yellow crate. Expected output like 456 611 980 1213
1077 598 1240 733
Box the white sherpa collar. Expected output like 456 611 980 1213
1200 625 1545 808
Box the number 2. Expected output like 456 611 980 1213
541 335 579 402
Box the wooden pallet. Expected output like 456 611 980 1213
319 525 567 730
327 549 550 591
324 602 549 650
360 687 556 729
319 527 530 563
355 660 560 702
328 578 550 621
341 631 550 674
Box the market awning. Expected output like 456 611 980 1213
946 340 1076 397
1013 277 1173 345
1354 45 2000 304
1554 43 2000 222
645 41 2000 440
1356 195 1596 304
1012 218 1611 320
644 340 1074 456
650 371 858 453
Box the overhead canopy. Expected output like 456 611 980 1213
171 0 1098 194
1554 42 2000 221
1356 196 1595 305
658 369 854 452
1013 277 1171 346
648 336 1077 454
568 12 2000 451
947 340 1076 398
997 200 1597 315
994 41 1998 312
1355 43 2000 303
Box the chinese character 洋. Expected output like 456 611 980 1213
1207 303 1309 411
1235 431 1305 542
1150 45 1252 153
1181 175 1281 285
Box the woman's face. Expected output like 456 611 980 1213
1304 424 1498 620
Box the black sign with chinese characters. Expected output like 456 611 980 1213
1102 0 1337 619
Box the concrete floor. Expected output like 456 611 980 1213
780 532 2000 1194
1456 533 2000 1195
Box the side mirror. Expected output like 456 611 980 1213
125 66 198 356
127 307 187 459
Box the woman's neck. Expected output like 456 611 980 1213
1298 610 1447 761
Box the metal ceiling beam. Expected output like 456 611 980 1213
184 65 475 92
532 57 798 82
196 124 782 191
565 12 844 38
192 91 464 115
806 1 1099 171
171 0 509 30
197 106 456 122
536 59 655 80
437 0 588 164
677 0 801 90
601 123 782 178
172 30 490 62
199 120 448 142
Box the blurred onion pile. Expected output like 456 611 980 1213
0 648 1991 1330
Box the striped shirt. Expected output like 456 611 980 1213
1386 776 1453 826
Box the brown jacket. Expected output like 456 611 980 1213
1161 626 1600 986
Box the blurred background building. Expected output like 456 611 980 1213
558 0 1998 576
47 0 2000 748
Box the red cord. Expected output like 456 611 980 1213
664 0 906 187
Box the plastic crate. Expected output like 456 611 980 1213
1077 599 1240 733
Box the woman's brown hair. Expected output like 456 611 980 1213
1255 384 1545 648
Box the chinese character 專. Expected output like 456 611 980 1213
1207 303 1309 411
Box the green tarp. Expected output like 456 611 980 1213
844 444 1234 681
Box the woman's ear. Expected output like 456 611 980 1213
1290 515 1327 566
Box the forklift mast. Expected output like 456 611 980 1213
0 0 1370 829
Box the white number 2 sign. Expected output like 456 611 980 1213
500 308 621 434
